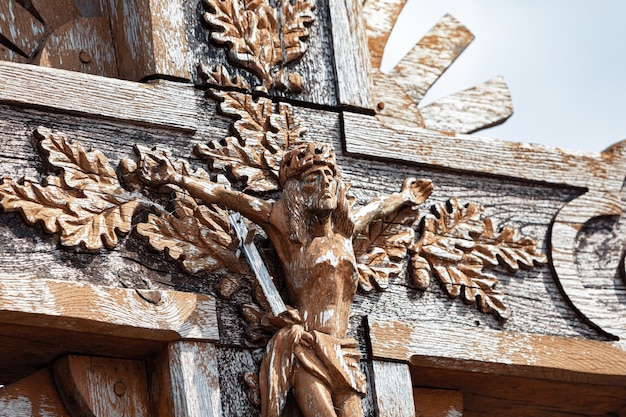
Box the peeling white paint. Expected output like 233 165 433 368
0 394 33 417
315 249 340 267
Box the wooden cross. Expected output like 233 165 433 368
0 1 625 416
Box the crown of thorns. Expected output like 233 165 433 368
279 142 337 186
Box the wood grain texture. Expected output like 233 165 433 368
413 388 463 417
53 355 150 417
0 369 71 417
551 191 626 341
343 112 626 190
362 0 407 70
371 361 415 417
0 61 198 131
389 14 474 104
329 0 373 109
31 0 81 29
74 0 109 18
420 76 513 134
371 68 425 128
108 0 190 81
34 17 119 77
368 317 626 386
152 342 222 417
0 275 219 342
0 0 45 57
413 366 626 417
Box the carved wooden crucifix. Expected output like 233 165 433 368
0 1 625 416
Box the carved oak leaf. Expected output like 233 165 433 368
129 146 250 276
197 92 306 192
136 196 247 275
410 198 546 319
475 218 548 271
0 128 141 250
353 206 418 293
198 64 251 90
203 0 314 93
281 0 316 65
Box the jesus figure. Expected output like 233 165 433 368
139 142 432 417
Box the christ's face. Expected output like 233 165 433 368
300 166 337 212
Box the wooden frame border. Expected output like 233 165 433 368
0 274 218 342
366 316 626 387
0 61 198 132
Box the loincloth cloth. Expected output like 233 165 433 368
260 324 366 417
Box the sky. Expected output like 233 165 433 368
380 0 626 153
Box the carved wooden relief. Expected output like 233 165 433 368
1 1 626 416
0 83 549 415
202 0 316 93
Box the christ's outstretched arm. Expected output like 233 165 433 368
136 147 272 227
352 178 432 235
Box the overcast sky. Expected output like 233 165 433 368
381 0 626 153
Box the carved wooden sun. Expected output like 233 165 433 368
363 0 513 135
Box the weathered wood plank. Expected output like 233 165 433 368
413 388 463 417
420 76 513 134
34 17 119 78
74 0 109 18
368 317 626 386
108 0 191 81
152 342 222 417
0 369 70 417
390 14 474 103
328 0 373 109
0 61 198 131
0 0 45 57
371 361 415 417
362 0 407 70
0 275 219 342
343 111 626 191
53 355 150 417
371 68 425 127
412 366 626 417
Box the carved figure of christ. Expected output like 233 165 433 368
139 142 432 417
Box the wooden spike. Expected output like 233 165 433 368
420 76 514 134
362 0 408 70
391 14 474 104
0 0 45 57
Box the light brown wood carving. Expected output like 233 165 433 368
411 198 547 319
203 0 316 93
0 91 548 415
